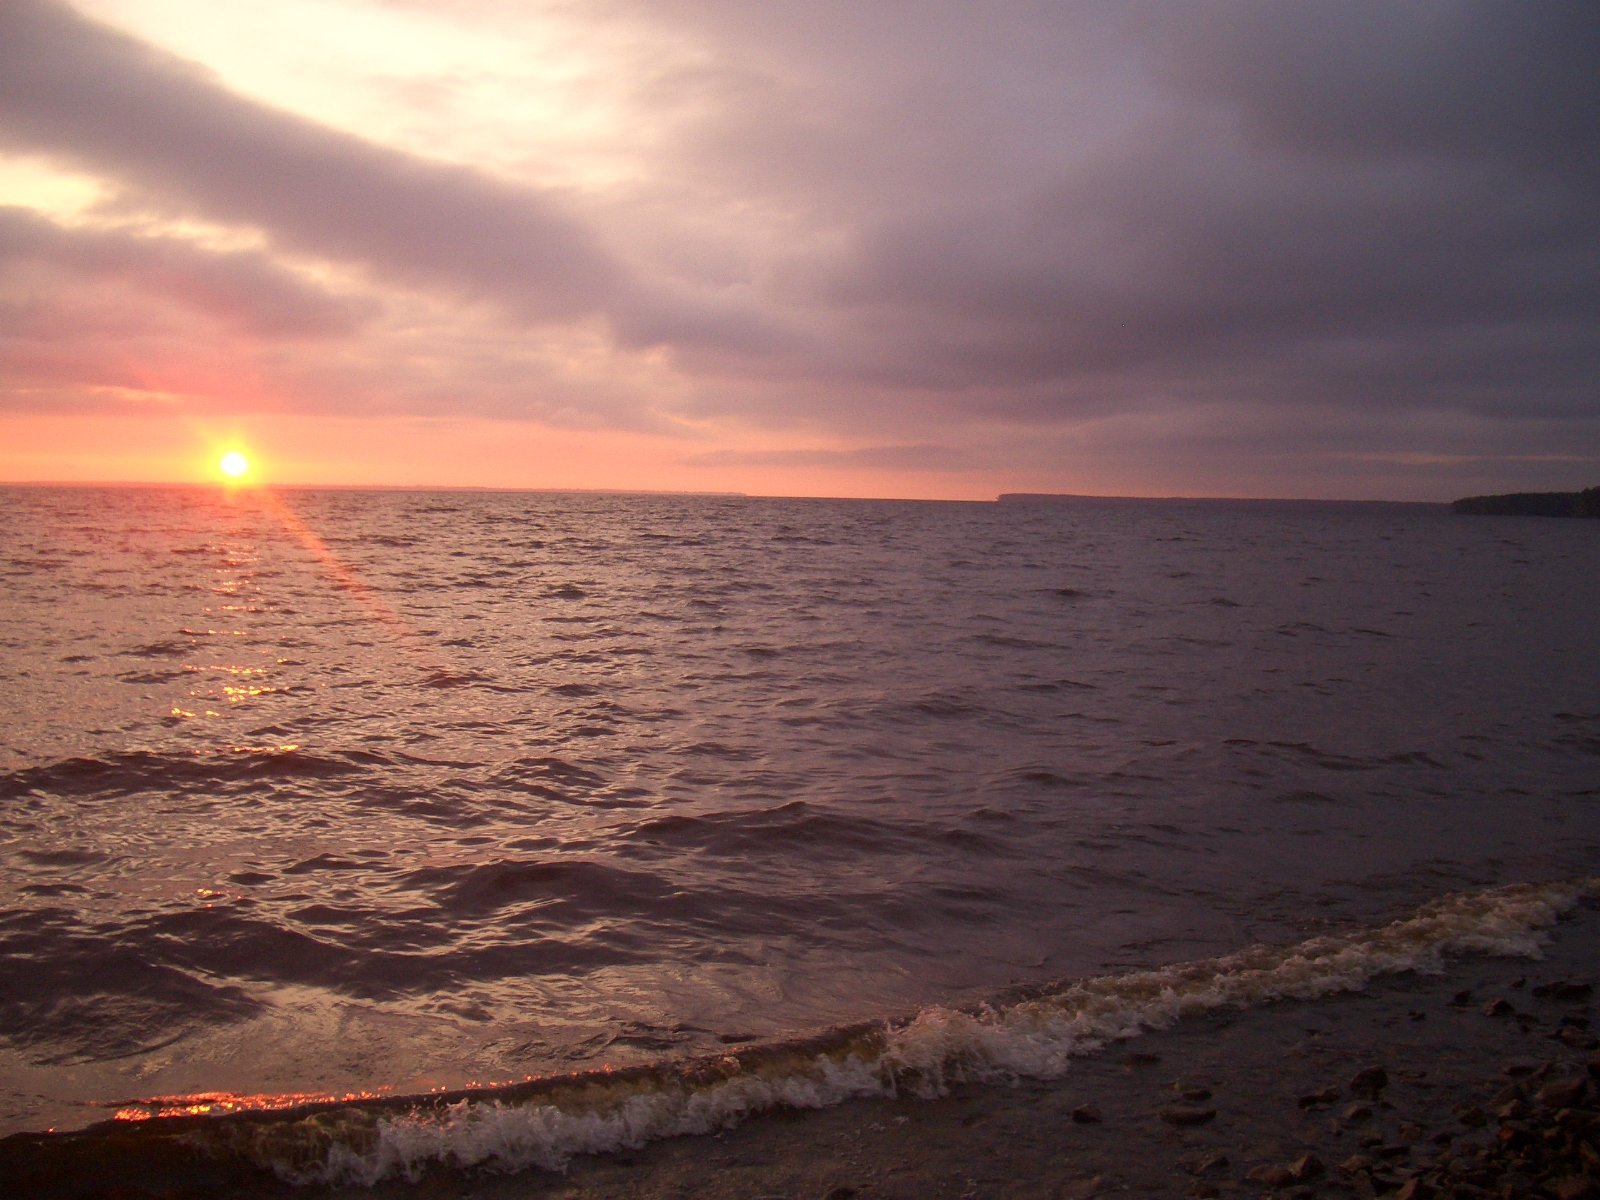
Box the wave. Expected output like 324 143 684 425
4 878 1591 1189
0 746 377 800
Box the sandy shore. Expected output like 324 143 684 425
10 899 1598 1199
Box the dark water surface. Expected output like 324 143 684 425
2 486 1597 1143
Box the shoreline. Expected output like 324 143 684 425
7 895 1598 1199
464 901 1600 1200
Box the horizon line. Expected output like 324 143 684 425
0 479 1454 505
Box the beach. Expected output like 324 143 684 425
8 895 1597 1199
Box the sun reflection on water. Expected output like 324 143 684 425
111 1087 387 1123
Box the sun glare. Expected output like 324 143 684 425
218 450 252 481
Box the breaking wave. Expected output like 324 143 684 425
8 878 1590 1189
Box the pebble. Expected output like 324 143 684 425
1245 1163 1295 1187
1288 1153 1324 1180
1337 1153 1372 1176
1502 1058 1544 1077
1538 1077 1587 1107
1158 1106 1217 1127
1548 1179 1597 1200
1554 1027 1599 1049
1349 1065 1388 1097
1070 1104 1103 1124
1296 1086 1340 1109
1533 980 1593 1001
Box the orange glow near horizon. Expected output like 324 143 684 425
0 412 1016 501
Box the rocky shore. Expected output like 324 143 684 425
9 902 1598 1199
353 902 1600 1200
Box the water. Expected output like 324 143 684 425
1 485 1596 1163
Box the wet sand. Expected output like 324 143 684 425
10 899 1598 1199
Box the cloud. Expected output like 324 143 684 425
0 0 1596 495
1152 0 1600 173
0 0 629 321
0 205 365 338
684 443 974 471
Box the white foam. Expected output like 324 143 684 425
265 878 1595 1185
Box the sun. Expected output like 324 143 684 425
218 450 252 481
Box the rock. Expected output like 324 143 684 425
1172 1082 1214 1101
1337 1154 1372 1176
1484 998 1515 1017
1289 1153 1324 1181
821 1188 858 1200
1055 1177 1105 1200
1245 1164 1295 1187
1532 980 1593 1001
1495 1121 1535 1150
1536 1077 1588 1109
1071 1103 1103 1124
1186 1185 1220 1199
1343 1102 1374 1122
1349 1065 1388 1097
1496 1098 1529 1121
1297 1086 1341 1108
1547 1178 1597 1200
1159 1106 1216 1127
1554 1026 1599 1050
1392 1176 1428 1199
1453 1102 1487 1127
1451 990 1474 1007
1186 1153 1229 1176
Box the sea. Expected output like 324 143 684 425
1 484 1596 1184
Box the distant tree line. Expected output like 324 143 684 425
1451 486 1600 517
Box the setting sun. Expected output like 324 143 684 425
218 450 251 480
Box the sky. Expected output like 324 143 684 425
1 0 1596 500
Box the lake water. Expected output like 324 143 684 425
1 485 1596 1175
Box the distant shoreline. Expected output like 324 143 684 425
996 492 1438 508
1450 487 1600 517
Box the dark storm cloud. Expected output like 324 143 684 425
1153 0 1600 171
768 0 1600 424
